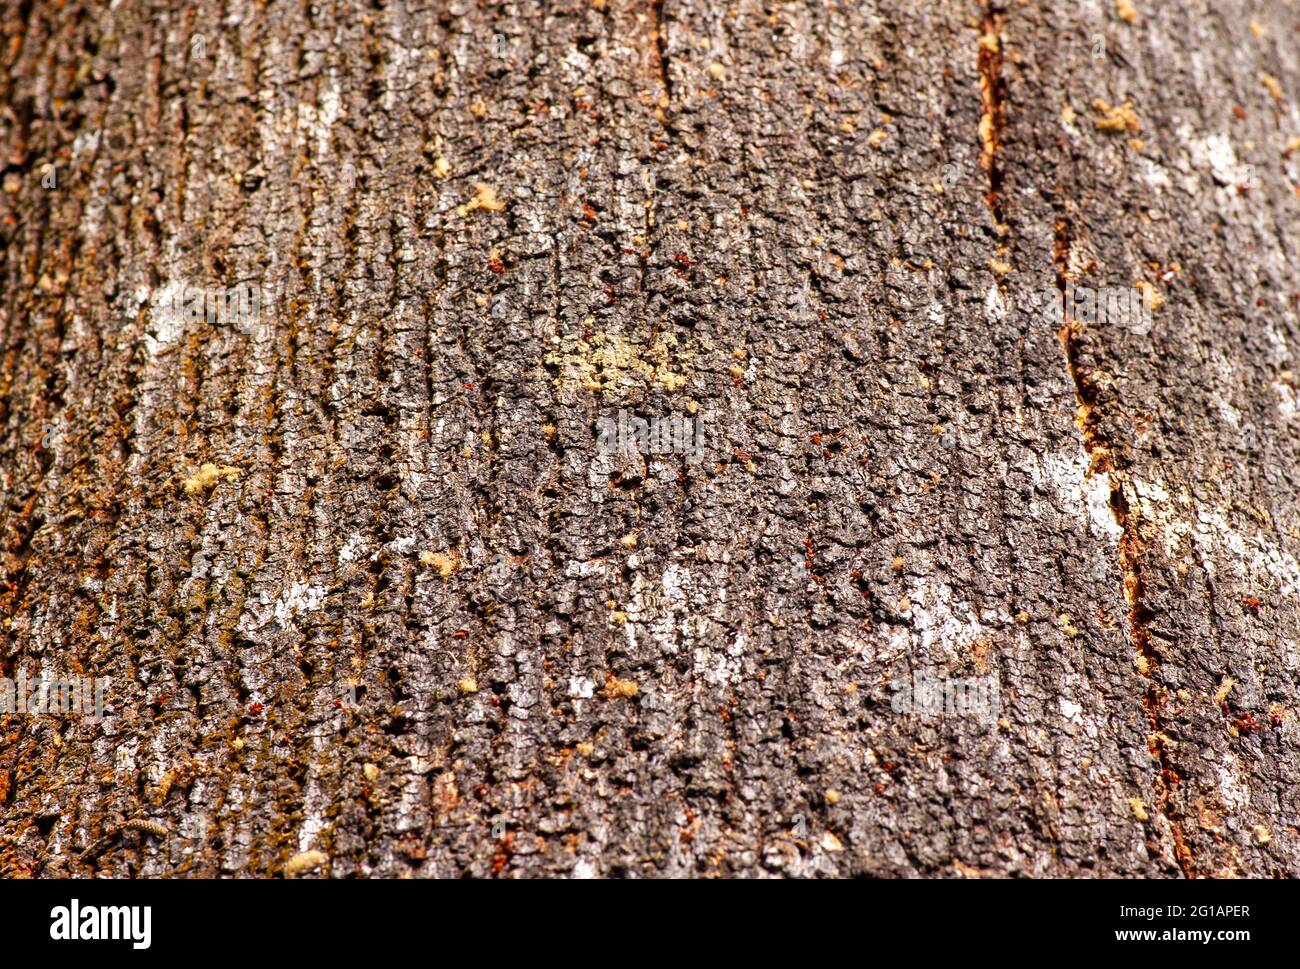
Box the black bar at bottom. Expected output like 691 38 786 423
0 877 1280 959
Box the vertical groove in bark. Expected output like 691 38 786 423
1 0 1298 879
1053 215 1194 879
977 0 1007 242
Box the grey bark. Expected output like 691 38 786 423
1 0 1298 877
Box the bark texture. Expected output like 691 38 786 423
2 0 1299 878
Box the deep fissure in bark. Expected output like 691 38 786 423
1052 217 1194 879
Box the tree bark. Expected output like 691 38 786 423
2 0 1298 878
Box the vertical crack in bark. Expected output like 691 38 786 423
977 1 1008 260
1052 218 1195 878
643 1 674 303
650 0 673 104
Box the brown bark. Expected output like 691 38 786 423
1 0 1298 878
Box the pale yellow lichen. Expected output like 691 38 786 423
457 182 506 217
1261 74 1284 102
659 371 688 391
181 463 241 496
1135 278 1165 312
543 331 690 397
603 675 639 699
284 850 329 877
420 550 460 579
1116 0 1138 24
1092 98 1141 134
1213 676 1237 706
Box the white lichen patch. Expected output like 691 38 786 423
385 535 417 556
146 281 189 359
1216 751 1250 813
72 128 101 158
1263 324 1290 367
1181 127 1253 188
1134 479 1300 600
564 559 608 579
1138 157 1171 190
1026 450 1123 544
298 740 332 852
568 676 595 699
985 285 1007 322
273 582 327 628
692 630 746 688
1084 472 1125 544
1059 697 1084 724
1272 377 1298 422
618 563 738 674
297 76 343 158
904 577 1008 658
338 533 365 564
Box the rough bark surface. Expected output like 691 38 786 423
1 0 1298 878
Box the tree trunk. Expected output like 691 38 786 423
2 0 1298 878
